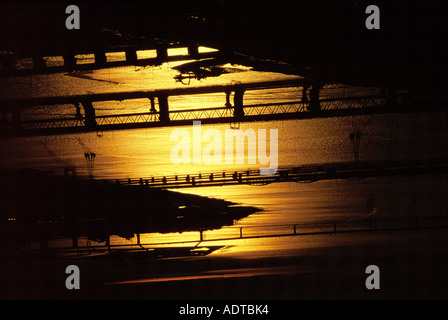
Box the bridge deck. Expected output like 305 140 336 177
0 42 218 77
103 158 447 189
0 79 302 108
29 216 448 256
1 78 445 137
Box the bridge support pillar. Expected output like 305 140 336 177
81 100 97 129
188 44 199 59
148 96 157 113
63 54 77 71
125 49 137 64
74 102 82 120
225 89 232 107
72 236 78 248
106 235 111 253
308 83 322 113
158 94 170 122
301 81 309 103
156 45 168 61
33 56 46 71
233 87 245 119
94 51 107 67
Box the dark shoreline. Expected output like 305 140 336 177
1 169 446 300
0 168 261 248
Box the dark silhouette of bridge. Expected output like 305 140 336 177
105 158 447 189
1 78 445 137
1 1 446 138
0 42 218 77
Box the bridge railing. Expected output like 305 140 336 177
101 158 447 189
4 92 445 137
319 94 386 110
20 215 448 255
14 94 389 131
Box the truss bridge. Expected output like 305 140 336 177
1 78 444 138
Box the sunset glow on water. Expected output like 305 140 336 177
1 60 446 259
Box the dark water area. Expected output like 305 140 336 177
0 169 260 246
0 0 447 302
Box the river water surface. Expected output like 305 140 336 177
1 51 447 260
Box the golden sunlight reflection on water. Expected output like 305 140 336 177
1 59 446 258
